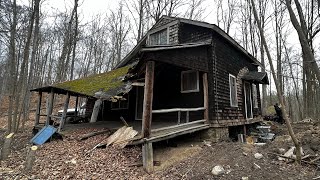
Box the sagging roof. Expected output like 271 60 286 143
242 71 269 84
31 65 132 99
141 42 211 52
115 15 263 69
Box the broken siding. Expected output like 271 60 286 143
208 32 261 124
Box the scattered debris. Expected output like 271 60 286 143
127 161 161 167
79 129 111 141
211 165 225 176
89 126 138 152
254 153 263 159
278 148 286 154
278 146 304 161
253 162 261 169
256 126 275 141
242 177 249 180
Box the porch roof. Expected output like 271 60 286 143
242 71 269 84
31 65 132 99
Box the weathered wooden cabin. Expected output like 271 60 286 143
31 16 268 172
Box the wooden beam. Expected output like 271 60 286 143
46 89 54 125
58 92 70 132
142 142 154 173
90 99 102 123
35 91 42 126
152 107 205 113
203 73 209 123
142 61 155 173
142 61 155 138
74 96 79 122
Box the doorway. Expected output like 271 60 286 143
244 81 253 119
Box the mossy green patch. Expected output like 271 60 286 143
54 66 130 97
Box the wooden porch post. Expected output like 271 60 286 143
90 98 102 123
46 89 54 125
35 91 42 126
142 61 155 173
74 96 79 121
203 73 209 123
58 92 70 132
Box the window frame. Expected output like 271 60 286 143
252 84 258 108
181 70 200 93
148 27 169 45
229 74 238 107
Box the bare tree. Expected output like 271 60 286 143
250 0 302 163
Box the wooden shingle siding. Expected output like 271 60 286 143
152 18 175 29
169 24 179 44
143 46 209 72
179 23 212 44
208 32 261 124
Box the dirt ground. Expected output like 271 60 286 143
1 111 320 179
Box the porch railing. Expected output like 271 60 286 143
152 107 205 124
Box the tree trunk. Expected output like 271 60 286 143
250 0 302 163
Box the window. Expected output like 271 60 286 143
229 74 238 107
149 28 168 45
181 70 199 93
252 84 258 108
111 96 129 110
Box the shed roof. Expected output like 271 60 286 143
242 71 269 84
31 65 132 98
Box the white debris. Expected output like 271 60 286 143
211 165 225 176
242 177 249 180
254 153 263 159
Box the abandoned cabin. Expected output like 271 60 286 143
31 16 269 172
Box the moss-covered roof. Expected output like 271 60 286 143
52 65 131 97
30 65 133 98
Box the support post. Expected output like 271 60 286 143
0 133 14 160
142 61 155 173
90 99 102 123
24 146 38 172
58 92 70 132
142 142 154 173
35 91 42 126
74 96 79 121
177 111 181 124
203 73 209 123
186 111 189 123
46 89 54 125
142 61 154 138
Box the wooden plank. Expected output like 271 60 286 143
152 107 205 113
147 124 209 143
35 91 42 126
130 124 209 145
178 111 181 124
203 73 209 123
151 119 206 133
46 89 54 125
142 61 155 138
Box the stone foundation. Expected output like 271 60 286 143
201 127 229 142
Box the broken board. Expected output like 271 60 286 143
97 126 138 148
30 125 57 145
